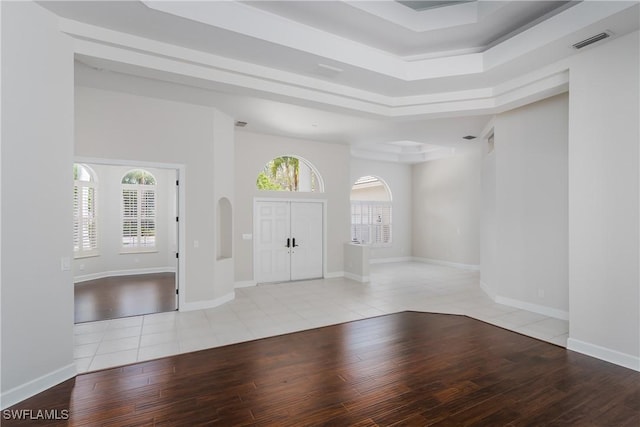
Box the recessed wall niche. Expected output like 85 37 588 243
217 197 232 260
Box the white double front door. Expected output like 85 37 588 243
254 200 323 283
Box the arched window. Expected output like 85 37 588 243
121 169 156 251
73 164 98 257
256 155 324 192
350 176 392 246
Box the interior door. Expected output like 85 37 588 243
255 201 291 283
254 200 323 283
290 202 323 281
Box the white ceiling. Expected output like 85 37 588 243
41 0 640 163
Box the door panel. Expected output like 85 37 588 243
255 202 291 283
255 200 324 284
290 202 323 281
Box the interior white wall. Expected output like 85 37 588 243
73 164 176 280
74 86 235 305
411 147 482 267
212 111 235 298
480 136 497 290
234 131 350 283
350 184 389 201
487 94 569 317
567 31 639 369
350 158 412 261
1 1 75 408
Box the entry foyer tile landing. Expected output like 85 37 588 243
73 262 570 373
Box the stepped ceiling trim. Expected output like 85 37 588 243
45 0 638 163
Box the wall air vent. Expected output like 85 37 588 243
572 32 611 50
235 121 247 127
462 135 477 140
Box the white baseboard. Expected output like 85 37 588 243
495 295 569 320
74 267 176 283
369 257 413 265
344 272 370 283
235 280 257 288
412 257 480 271
567 338 640 372
1 363 76 410
179 291 235 312
324 271 344 279
479 280 569 320
479 281 496 300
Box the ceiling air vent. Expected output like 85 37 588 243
572 32 611 50
235 121 247 127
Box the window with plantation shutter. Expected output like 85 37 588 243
121 169 156 251
350 176 392 246
350 201 392 246
73 164 98 257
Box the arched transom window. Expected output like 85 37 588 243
256 156 324 192
121 169 157 251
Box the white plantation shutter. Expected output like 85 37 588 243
73 180 98 256
351 201 392 245
122 188 139 247
140 189 156 247
121 169 157 251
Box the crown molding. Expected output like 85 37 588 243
141 1 634 81
64 17 570 120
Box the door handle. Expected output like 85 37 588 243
286 238 290 248
292 238 299 247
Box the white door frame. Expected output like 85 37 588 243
74 156 186 311
253 197 327 283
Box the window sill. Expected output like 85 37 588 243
74 252 100 260
120 249 159 255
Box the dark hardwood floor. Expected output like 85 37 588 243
4 312 639 426
74 273 176 323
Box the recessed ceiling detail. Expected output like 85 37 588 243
396 1 475 12
41 0 639 164
351 140 457 164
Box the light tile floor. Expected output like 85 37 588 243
74 262 569 373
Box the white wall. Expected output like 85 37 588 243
1 1 75 408
212 111 235 296
75 86 235 305
412 147 482 267
485 94 569 318
480 136 497 290
350 184 389 201
567 31 639 369
234 131 350 283
73 164 177 280
350 158 412 261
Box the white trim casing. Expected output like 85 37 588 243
494 295 569 321
235 280 257 288
412 256 481 271
74 267 176 283
74 157 186 313
369 256 413 264
179 291 235 312
567 338 640 372
323 271 344 279
479 280 569 321
0 364 76 410
344 272 370 283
